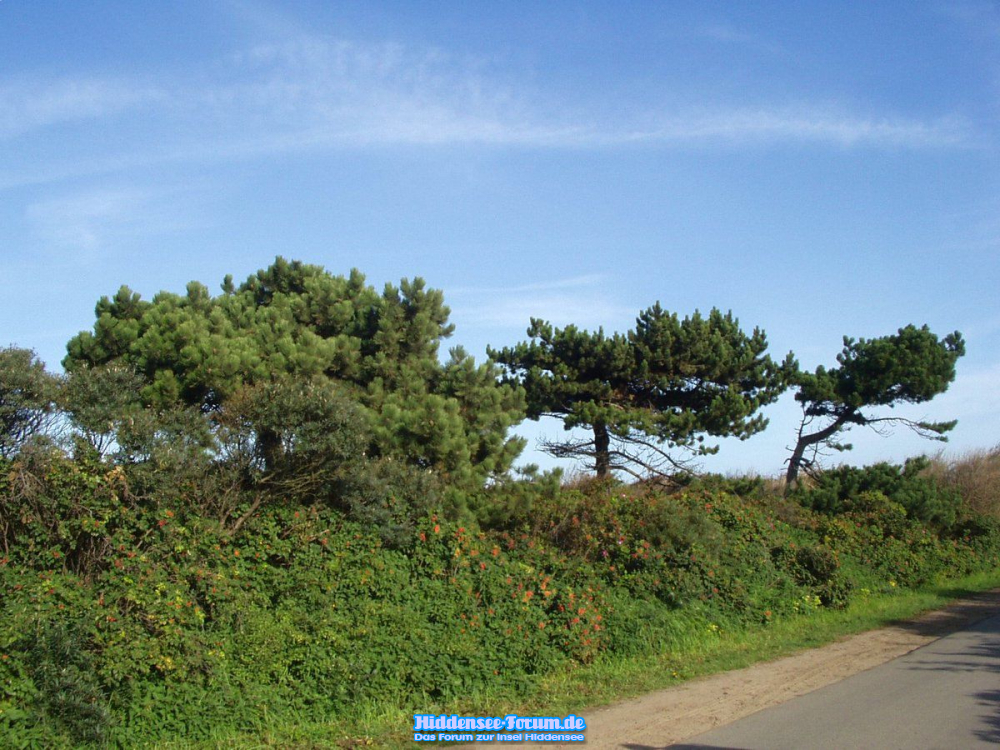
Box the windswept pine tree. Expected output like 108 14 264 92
785 325 965 491
489 304 794 480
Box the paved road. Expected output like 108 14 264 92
669 611 1000 749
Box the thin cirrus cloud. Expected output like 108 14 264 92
450 275 636 331
0 35 978 167
0 77 165 138
25 186 195 259
187 38 975 150
621 107 971 149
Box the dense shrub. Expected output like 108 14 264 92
773 543 852 608
675 472 774 501
2 266 993 746
2 447 999 746
793 458 963 527
463 465 564 532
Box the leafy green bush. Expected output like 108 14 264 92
924 447 1000 518
463 465 564 532
675 472 774 501
772 543 852 607
814 491 953 588
2 444 999 747
0 347 60 459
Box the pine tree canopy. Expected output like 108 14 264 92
64 258 526 485
489 304 794 479
785 324 965 489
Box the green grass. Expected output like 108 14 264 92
163 568 1000 749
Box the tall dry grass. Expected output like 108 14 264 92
924 445 1000 517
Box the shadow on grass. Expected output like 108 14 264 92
880 587 1000 639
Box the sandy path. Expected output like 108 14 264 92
506 590 1000 749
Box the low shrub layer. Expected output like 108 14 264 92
2 450 998 747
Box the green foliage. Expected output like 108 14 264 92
0 275 992 748
675 472 772 501
215 376 370 492
814 492 951 589
0 347 61 458
489 306 792 478
525 485 820 623
1 446 999 747
60 363 146 456
464 465 564 532
797 326 965 414
64 258 525 486
629 306 792 442
794 458 963 527
922 447 1000 518
334 458 442 548
950 514 1000 564
787 325 965 487
27 620 111 746
774 544 852 608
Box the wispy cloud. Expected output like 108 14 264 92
207 37 586 147
0 77 163 138
189 38 976 150
450 274 635 331
621 107 972 149
0 29 979 190
449 274 606 296
25 185 198 260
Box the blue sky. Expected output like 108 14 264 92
2 0 998 476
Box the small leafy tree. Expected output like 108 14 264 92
785 325 965 491
0 347 61 457
489 305 793 480
61 363 147 456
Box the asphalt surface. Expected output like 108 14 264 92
669 611 1000 750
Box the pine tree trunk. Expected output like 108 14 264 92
785 440 809 489
594 422 610 478
785 413 852 493
258 427 284 473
